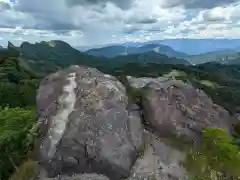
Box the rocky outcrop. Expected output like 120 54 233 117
45 173 110 180
128 131 188 180
126 76 169 89
35 65 143 180
128 76 232 141
35 66 233 180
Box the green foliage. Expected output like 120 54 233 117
0 107 37 180
203 128 240 177
137 143 146 159
0 44 40 180
232 122 240 148
0 81 39 108
186 128 240 180
0 47 20 63
128 87 146 104
117 75 146 105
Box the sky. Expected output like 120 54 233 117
0 0 240 47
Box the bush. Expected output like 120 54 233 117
117 75 146 105
128 87 145 104
186 128 240 180
203 128 240 177
0 107 37 180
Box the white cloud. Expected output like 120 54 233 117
0 0 240 46
0 0 10 3
202 7 230 21
200 4 240 22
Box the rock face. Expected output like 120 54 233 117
128 76 232 141
128 131 188 180
35 65 143 180
45 173 110 180
127 76 169 89
35 66 233 180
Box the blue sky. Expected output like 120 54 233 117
0 0 240 47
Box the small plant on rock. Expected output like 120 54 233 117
137 143 146 159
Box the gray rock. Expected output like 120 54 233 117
35 68 233 180
128 77 232 141
127 76 169 89
45 173 110 180
35 65 143 180
127 131 188 180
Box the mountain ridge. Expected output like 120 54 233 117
86 43 188 58
4 40 240 69
76 38 240 55
132 38 240 55
185 50 240 65
5 40 190 75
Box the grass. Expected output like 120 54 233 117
10 159 39 180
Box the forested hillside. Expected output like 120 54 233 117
7 41 190 75
0 46 40 180
185 50 240 65
0 41 240 180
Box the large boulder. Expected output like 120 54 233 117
34 65 143 180
127 77 232 141
128 131 188 180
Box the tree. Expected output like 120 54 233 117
0 107 36 180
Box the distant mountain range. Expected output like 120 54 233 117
111 51 190 65
85 40 240 65
1 40 190 75
146 39 240 55
185 50 240 65
78 38 240 55
86 44 188 58
1 39 239 76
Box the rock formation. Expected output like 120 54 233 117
45 173 110 180
34 65 232 180
127 76 232 141
35 65 143 180
127 131 188 180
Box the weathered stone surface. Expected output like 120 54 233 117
35 67 233 180
35 65 143 180
127 76 169 89
128 131 188 180
45 173 110 180
128 76 232 141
